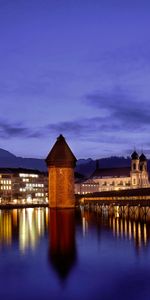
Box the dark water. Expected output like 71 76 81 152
0 207 150 300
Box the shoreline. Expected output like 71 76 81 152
0 203 48 210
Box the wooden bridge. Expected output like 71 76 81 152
76 188 150 222
76 187 150 207
76 187 150 221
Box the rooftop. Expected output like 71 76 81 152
0 167 47 175
46 134 77 167
91 167 131 178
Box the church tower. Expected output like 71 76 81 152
130 151 140 187
139 153 147 172
45 135 77 208
139 153 149 187
131 151 139 172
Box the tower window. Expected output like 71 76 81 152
133 163 136 170
133 178 136 185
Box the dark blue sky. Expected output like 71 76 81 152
0 0 150 159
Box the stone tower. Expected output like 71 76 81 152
45 134 77 208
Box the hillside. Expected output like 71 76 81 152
0 148 136 177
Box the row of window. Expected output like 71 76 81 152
20 187 45 192
101 181 131 186
81 184 98 187
1 180 11 184
35 193 44 197
19 173 39 178
1 186 11 190
26 183 44 187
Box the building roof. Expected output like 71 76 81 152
131 151 139 160
75 178 99 184
91 167 131 178
0 167 47 175
139 153 147 162
46 134 77 167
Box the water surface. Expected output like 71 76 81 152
0 207 150 300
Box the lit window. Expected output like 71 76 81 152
133 178 136 185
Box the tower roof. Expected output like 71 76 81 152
139 153 147 162
45 134 77 167
131 151 139 160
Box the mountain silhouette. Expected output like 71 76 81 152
0 148 149 177
0 148 46 171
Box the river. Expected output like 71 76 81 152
0 207 150 300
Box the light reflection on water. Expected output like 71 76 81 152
82 208 150 252
0 207 150 299
0 207 150 253
0 208 49 252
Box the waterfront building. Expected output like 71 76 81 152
0 168 48 204
91 151 149 192
75 179 99 195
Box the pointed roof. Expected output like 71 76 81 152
131 151 139 160
139 153 147 162
45 134 77 167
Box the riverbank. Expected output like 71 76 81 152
0 203 48 210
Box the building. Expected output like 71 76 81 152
46 134 77 208
0 168 48 204
91 151 149 192
75 179 99 195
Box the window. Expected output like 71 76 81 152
133 178 136 185
133 163 136 170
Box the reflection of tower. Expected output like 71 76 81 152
48 209 76 280
45 134 77 208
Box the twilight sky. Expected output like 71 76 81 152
0 0 150 159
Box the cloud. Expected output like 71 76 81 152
85 86 150 130
86 39 150 73
0 119 43 139
46 116 108 137
45 115 134 147
0 88 149 157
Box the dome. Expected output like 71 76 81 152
139 153 147 162
131 151 139 160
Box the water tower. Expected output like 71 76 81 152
45 135 77 208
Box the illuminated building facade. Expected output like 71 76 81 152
0 168 48 204
91 152 149 192
75 179 99 195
